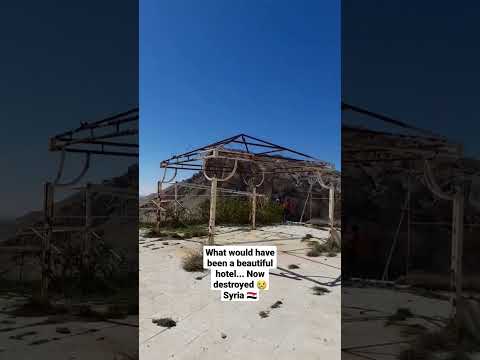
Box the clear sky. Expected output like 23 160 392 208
0 1 137 219
342 1 480 158
140 0 340 195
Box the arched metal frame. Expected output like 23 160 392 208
31 108 139 302
157 134 340 244
342 102 472 327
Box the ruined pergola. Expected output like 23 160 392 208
154 134 340 244
15 108 138 301
342 102 479 328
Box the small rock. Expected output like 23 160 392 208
221 332 227 339
152 316 176 328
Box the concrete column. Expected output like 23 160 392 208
208 177 218 245
174 181 178 217
156 180 162 232
251 187 257 230
41 182 54 302
329 187 335 228
84 183 92 268
451 189 464 328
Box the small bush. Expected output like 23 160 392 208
182 251 204 272
199 198 282 226
302 234 313 241
306 249 321 257
257 201 283 225
310 236 341 255
387 307 413 324
144 229 168 238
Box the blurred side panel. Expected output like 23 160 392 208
342 1 480 359
0 1 139 358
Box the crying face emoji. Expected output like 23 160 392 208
257 279 267 290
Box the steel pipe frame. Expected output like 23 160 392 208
342 102 475 328
156 135 340 245
32 108 139 302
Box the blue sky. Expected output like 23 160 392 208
140 0 340 195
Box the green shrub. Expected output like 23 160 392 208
257 200 283 225
198 198 282 226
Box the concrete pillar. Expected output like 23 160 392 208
451 189 464 328
174 181 178 217
208 177 218 245
329 187 335 228
84 183 92 268
156 180 162 232
251 187 257 230
41 182 54 302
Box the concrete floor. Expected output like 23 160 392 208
139 224 341 360
341 285 476 359
0 294 138 359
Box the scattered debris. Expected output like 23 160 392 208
55 327 71 334
271 301 283 309
29 339 50 346
258 311 270 318
152 317 176 328
163 241 169 245
312 286 331 295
